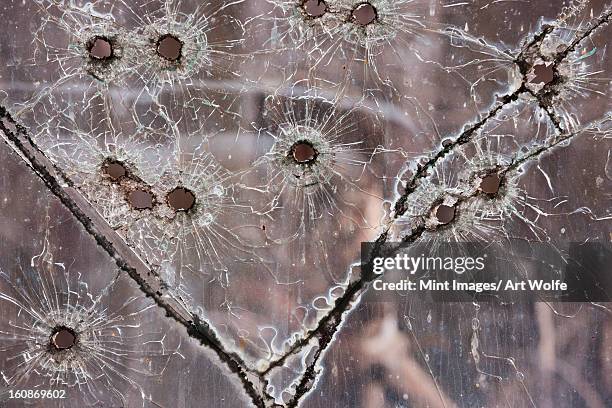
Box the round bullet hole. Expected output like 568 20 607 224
435 204 455 225
167 187 196 212
353 3 377 26
50 327 76 350
531 63 554 85
88 37 113 60
480 173 501 195
103 160 127 181
303 0 326 18
291 141 318 164
157 34 182 61
128 189 154 210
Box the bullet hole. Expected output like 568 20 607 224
167 187 196 212
128 189 154 210
435 204 456 225
303 0 326 18
480 173 501 195
102 160 127 181
50 327 77 351
353 3 377 26
157 34 183 61
291 141 318 164
531 63 554 85
88 37 113 60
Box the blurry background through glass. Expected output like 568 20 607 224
0 0 611 407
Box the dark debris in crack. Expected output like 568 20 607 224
0 105 274 408
263 8 612 406
1 4 612 407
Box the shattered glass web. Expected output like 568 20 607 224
0 0 610 407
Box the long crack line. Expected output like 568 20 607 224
0 105 272 408
276 10 612 404
1 4 610 406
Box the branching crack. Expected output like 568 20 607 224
1 3 611 407
258 9 612 406
0 106 274 408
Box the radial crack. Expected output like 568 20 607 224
1 2 611 406
266 13 611 405
0 105 272 408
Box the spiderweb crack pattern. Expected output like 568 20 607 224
0 0 611 407
254 5 612 406
0 234 180 407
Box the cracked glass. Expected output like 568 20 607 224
0 0 611 407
